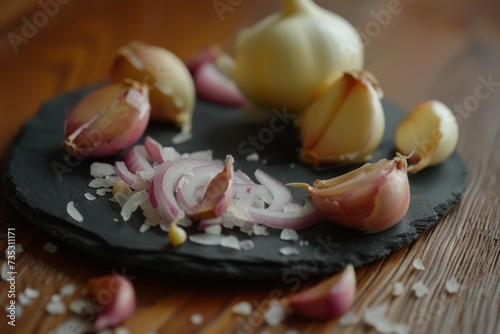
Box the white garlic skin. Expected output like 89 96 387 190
395 100 459 173
233 0 364 113
298 71 385 165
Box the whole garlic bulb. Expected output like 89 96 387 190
110 42 195 132
298 71 385 166
233 0 364 113
395 100 459 173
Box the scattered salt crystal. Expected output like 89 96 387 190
61 284 76 296
115 327 130 334
221 236 241 250
84 193 96 201
18 292 31 306
280 246 300 256
1 262 9 280
262 159 268 165
240 239 255 251
290 163 296 168
299 240 304 246
90 162 115 178
108 197 118 202
44 242 58 253
263 300 286 327
280 229 299 241
46 300 66 314
253 224 269 236
412 258 425 271
445 277 460 294
67 201 84 222
246 153 259 161
189 234 224 246
304 240 310 246
339 311 360 327
172 131 193 145
69 299 90 315
412 281 429 298
24 287 40 299
51 294 62 302
96 188 110 196
364 303 410 334
232 301 252 316
139 223 151 233
190 313 204 325
205 225 222 235
113 218 119 222
392 282 404 297
88 178 114 188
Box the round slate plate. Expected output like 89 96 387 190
4 85 467 280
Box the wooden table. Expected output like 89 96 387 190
1 1 499 333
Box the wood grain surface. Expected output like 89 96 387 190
1 1 499 333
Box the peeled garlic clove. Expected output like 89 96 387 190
87 274 136 330
168 219 187 247
299 71 385 166
288 265 356 319
64 81 150 158
110 42 195 132
289 154 410 233
395 100 459 173
233 0 364 113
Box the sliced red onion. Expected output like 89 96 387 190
254 169 292 211
120 190 149 221
194 62 247 107
115 161 150 191
246 198 322 230
124 145 153 173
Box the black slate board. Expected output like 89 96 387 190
4 85 467 280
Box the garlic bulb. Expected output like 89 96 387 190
110 42 195 132
395 100 459 173
233 0 364 113
289 154 410 233
64 81 150 158
298 71 385 166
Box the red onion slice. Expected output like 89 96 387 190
246 198 323 230
115 161 150 190
196 155 235 220
254 169 293 211
124 145 153 173
144 136 164 164
194 62 247 107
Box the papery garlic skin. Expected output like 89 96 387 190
289 155 409 233
233 0 364 113
298 71 385 166
395 100 459 173
110 42 195 132
64 81 150 158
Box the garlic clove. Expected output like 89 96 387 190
110 42 195 132
289 154 410 233
299 71 385 166
395 100 459 173
196 155 235 220
288 264 356 319
87 274 136 330
168 219 187 247
64 81 150 158
233 0 364 113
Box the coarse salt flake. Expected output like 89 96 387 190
204 225 222 235
67 201 83 222
280 246 300 256
245 153 259 161
90 162 115 178
392 282 404 296
18 292 31 306
84 193 96 201
46 300 66 315
189 234 224 246
412 281 429 298
24 287 40 299
190 313 204 325
263 300 286 327
445 277 460 294
339 311 360 327
44 242 58 253
61 283 76 296
280 228 299 241
232 301 252 316
412 258 425 271
221 236 241 250
239 239 255 251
